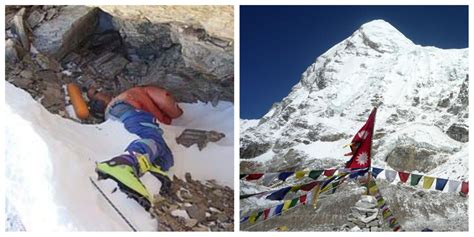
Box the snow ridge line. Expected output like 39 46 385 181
89 177 138 232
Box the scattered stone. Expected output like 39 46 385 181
185 218 198 228
19 70 33 80
185 205 207 222
13 8 30 50
6 39 22 63
176 129 225 150
33 53 61 72
27 10 46 28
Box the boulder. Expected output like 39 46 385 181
386 145 437 172
32 6 100 60
446 123 468 143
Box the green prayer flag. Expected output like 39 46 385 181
410 174 423 186
308 170 323 180
289 197 299 208
255 211 263 221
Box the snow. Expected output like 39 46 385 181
5 82 233 231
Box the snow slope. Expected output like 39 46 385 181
5 82 233 231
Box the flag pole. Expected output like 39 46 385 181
367 107 377 195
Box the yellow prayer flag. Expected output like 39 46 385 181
423 176 435 189
295 170 307 179
249 213 257 224
282 200 292 211
290 185 302 192
311 184 321 209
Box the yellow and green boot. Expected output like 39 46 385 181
95 154 153 211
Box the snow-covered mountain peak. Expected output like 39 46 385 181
355 19 415 51
241 20 468 180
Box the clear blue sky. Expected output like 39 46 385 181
240 6 468 119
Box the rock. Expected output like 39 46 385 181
185 218 198 227
240 137 272 159
176 129 225 150
12 8 30 50
27 10 45 28
437 97 450 108
170 209 190 219
19 70 33 80
320 133 346 142
446 123 468 143
33 6 100 60
185 205 207 222
5 39 23 63
45 7 58 20
386 145 437 172
192 225 210 231
33 53 61 72
125 62 148 77
90 53 129 79
11 76 33 89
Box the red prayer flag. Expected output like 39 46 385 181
324 168 336 177
461 181 469 195
398 171 409 183
300 181 319 191
245 173 264 181
263 208 271 220
345 107 377 169
300 194 307 204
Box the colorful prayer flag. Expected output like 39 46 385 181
262 173 279 186
295 170 307 179
398 171 409 183
423 176 435 189
282 200 292 211
290 184 302 192
308 170 323 180
324 168 336 177
300 181 319 191
435 178 448 191
249 213 256 224
410 174 422 186
278 172 294 181
246 173 264 181
345 107 377 169
266 187 292 201
240 174 247 179
274 204 284 216
372 167 384 178
255 211 263 221
289 198 299 208
300 194 307 204
447 180 461 193
385 170 397 183
263 208 271 220
461 181 469 195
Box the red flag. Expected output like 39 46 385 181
299 194 307 204
263 208 271 220
323 168 336 177
245 173 264 181
345 107 377 169
461 181 469 195
398 171 409 183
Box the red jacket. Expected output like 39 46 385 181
112 86 183 125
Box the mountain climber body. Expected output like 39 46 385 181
88 85 183 211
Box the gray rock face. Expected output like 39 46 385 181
240 137 272 159
446 123 469 143
386 145 437 172
33 6 100 60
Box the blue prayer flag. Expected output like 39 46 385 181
435 178 448 191
278 172 295 181
372 167 384 178
266 187 292 201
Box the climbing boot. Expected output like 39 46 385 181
96 154 153 211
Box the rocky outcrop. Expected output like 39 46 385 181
33 6 101 60
386 145 438 172
446 123 468 143
240 137 272 159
